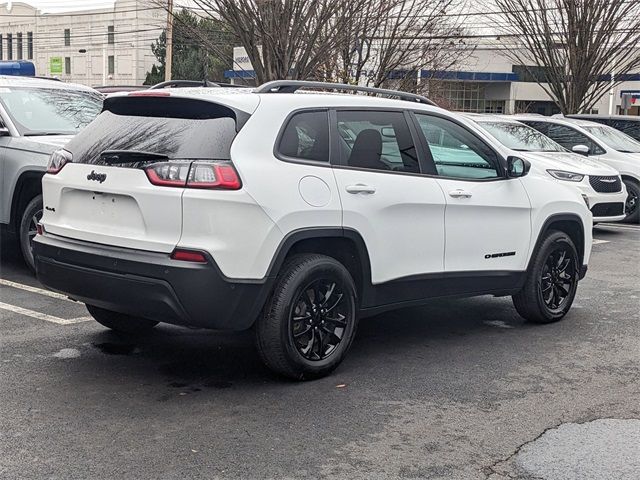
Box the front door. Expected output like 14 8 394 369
413 113 532 273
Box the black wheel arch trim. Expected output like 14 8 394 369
528 213 587 273
9 170 44 232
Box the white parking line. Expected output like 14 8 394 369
592 239 610 245
0 302 91 325
0 278 75 302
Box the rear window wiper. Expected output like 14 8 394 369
99 150 169 165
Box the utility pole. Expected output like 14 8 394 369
165 0 174 82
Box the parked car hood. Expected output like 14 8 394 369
23 135 75 148
11 135 75 158
521 151 618 176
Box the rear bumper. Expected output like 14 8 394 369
34 234 271 331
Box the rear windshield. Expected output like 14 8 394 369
65 109 238 165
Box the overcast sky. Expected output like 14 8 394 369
11 1 116 12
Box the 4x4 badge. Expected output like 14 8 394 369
87 170 107 183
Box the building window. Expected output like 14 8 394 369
17 33 22 60
0 35 3 61
64 57 71 74
512 65 552 83
7 33 12 60
108 55 115 74
64 29 70 46
428 81 506 114
27 32 33 59
107 26 114 44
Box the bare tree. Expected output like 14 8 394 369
493 0 640 114
326 0 472 92
188 0 371 84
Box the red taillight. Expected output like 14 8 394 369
36 223 44 235
170 249 208 263
144 162 190 187
187 162 241 190
47 149 73 174
144 161 241 190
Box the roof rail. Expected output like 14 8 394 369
255 80 437 106
149 80 250 90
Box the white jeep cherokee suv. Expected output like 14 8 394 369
34 81 592 379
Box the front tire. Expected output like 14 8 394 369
623 178 639 224
19 195 43 272
256 254 358 380
86 305 159 334
512 230 579 324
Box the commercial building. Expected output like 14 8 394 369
0 0 164 86
227 46 640 116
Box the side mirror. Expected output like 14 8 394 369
0 127 9 137
507 156 531 178
572 144 589 156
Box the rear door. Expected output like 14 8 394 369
331 109 446 284
41 95 248 252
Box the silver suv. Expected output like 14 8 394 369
0 76 103 270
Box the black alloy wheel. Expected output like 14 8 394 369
290 279 349 361
256 254 358 380
539 246 576 313
624 181 639 222
512 230 579 324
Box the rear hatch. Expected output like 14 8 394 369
41 93 255 252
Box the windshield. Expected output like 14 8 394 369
478 121 565 152
581 125 640 153
0 87 103 136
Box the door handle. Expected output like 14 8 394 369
346 184 376 195
448 189 473 198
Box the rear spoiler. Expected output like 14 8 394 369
103 95 251 131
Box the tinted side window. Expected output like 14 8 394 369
544 123 605 155
278 110 329 162
336 110 419 173
609 120 640 142
522 121 549 136
415 114 500 179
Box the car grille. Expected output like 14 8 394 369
589 175 622 193
591 202 625 217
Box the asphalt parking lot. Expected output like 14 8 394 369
1 224 639 480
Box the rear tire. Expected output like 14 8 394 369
623 178 639 224
512 230 579 324
19 195 43 273
86 305 159 334
256 254 358 380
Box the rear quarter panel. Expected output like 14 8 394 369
213 99 342 280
